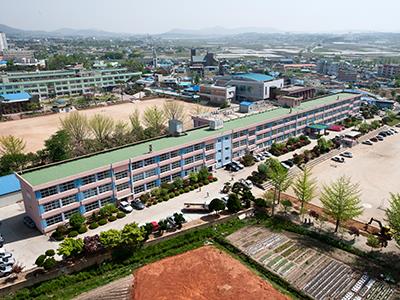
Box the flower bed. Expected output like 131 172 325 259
269 135 311 156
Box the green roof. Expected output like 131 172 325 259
20 93 356 186
307 124 329 130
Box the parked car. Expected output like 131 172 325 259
166 216 177 228
0 264 12 277
389 128 398 133
282 159 294 168
340 152 353 158
131 200 145 210
0 249 12 259
0 234 4 248
221 183 231 194
362 140 373 145
370 137 378 142
119 201 133 213
23 216 36 229
281 162 291 169
225 163 239 172
232 161 244 169
221 195 229 204
376 135 384 141
253 155 261 162
0 257 15 266
331 156 345 163
262 151 272 158
378 132 387 137
239 179 253 189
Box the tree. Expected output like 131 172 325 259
120 223 146 249
227 193 242 213
112 121 131 146
99 229 122 249
209 198 226 215
293 167 317 219
83 235 103 254
0 135 26 156
60 112 89 152
267 158 292 216
281 199 293 214
172 177 184 190
99 204 117 218
163 101 186 122
88 114 115 147
43 130 72 162
358 123 370 134
197 167 210 182
317 138 333 153
0 153 30 175
320 176 363 232
69 213 85 230
189 172 198 184
57 238 84 258
386 193 400 245
143 106 166 136
129 109 145 141
367 234 380 249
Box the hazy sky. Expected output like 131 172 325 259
2 0 400 34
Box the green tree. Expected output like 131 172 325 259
320 176 363 232
317 137 333 153
0 153 29 175
69 213 85 230
129 109 145 141
143 106 166 136
60 112 89 153
89 114 115 147
267 158 292 216
208 198 226 215
44 130 72 162
173 177 184 190
189 172 198 184
366 234 380 249
57 238 84 258
358 123 370 134
197 167 210 182
0 135 26 156
386 193 400 245
281 199 293 214
112 121 131 146
227 193 242 213
99 229 122 249
293 166 317 219
120 223 146 249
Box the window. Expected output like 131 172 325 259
116 182 130 192
194 143 202 151
59 181 75 192
170 150 180 158
63 208 79 220
115 170 128 180
146 180 157 189
131 160 143 170
171 161 180 169
134 184 145 194
171 172 181 180
249 130 256 136
82 174 96 185
43 200 60 212
144 157 156 166
45 214 63 226
84 201 99 212
145 168 157 178
161 175 171 184
206 154 214 161
82 188 98 199
61 194 76 206
184 156 194 164
159 153 170 161
132 173 145 182
195 154 203 161
97 170 111 181
98 183 112 194
205 143 214 151
40 186 58 198
184 145 194 154
160 164 171 173
100 197 113 207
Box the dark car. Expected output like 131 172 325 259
23 216 36 229
225 163 239 172
0 234 4 248
282 159 294 167
131 200 145 210
370 137 378 142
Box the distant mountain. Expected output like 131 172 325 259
161 26 281 38
0 24 131 38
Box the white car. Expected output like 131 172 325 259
0 249 12 259
0 264 12 277
239 179 253 189
0 257 15 266
253 155 261 162
119 201 133 213
221 195 229 204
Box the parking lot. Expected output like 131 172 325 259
307 127 400 223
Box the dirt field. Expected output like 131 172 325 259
0 98 212 152
132 246 290 300
303 130 400 223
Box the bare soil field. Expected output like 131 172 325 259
0 98 212 152
132 246 290 300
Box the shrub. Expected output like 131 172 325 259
189 186 195 191
35 254 46 267
55 224 68 235
68 231 79 238
194 183 199 189
45 249 55 257
98 219 107 226
204 180 209 185
116 212 126 219
163 195 170 201
108 215 117 222
367 235 380 248
184 187 190 193
42 257 57 270
69 213 86 230
179 188 185 194
198 182 204 187
89 222 99 229
168 193 175 198
51 230 65 241
212 177 218 182
78 225 88 234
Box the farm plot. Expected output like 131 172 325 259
227 226 398 300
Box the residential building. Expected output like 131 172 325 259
198 84 236 105
2 49 35 63
17 92 361 234
0 68 141 99
0 32 8 52
377 64 400 78
215 73 284 101
317 60 340 76
280 86 316 100
337 68 358 82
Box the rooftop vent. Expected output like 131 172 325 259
168 119 184 136
209 119 224 130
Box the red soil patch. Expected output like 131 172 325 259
132 246 290 300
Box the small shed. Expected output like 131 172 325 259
239 101 255 113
